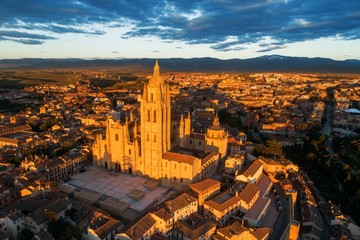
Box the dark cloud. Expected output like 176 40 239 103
0 30 55 44
0 0 359 51
0 30 56 40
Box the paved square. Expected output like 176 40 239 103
67 165 171 212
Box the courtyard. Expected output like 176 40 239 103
66 165 172 212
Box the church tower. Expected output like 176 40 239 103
139 60 171 179
205 113 228 159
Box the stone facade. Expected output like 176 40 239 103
92 61 228 185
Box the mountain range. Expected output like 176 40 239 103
1 55 360 73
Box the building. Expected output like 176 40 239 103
92 61 227 187
213 221 270 240
173 212 216 240
87 211 123 240
189 178 221 206
0 210 24 240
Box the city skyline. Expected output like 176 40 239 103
1 0 360 60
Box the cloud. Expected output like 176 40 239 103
0 0 359 51
0 30 56 44
0 30 56 40
257 45 287 52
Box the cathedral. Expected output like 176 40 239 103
92 61 228 189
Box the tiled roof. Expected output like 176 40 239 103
125 213 157 239
241 160 262 178
165 193 197 213
216 221 248 238
252 228 270 240
238 182 259 205
189 178 220 193
205 191 240 212
175 213 216 239
154 207 172 221
163 152 198 164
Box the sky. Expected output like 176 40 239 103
1 0 360 60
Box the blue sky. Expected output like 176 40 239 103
1 0 360 60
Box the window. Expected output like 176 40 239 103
147 110 150 121
115 134 119 141
129 149 131 155
154 135 156 142
190 140 192 144
199 141 201 146
174 164 176 169
147 134 149 141
184 166 186 171
153 110 156 122
151 93 154 101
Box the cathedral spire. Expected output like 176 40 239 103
213 112 220 126
153 59 160 77
149 60 163 84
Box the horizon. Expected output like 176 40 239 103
1 54 360 61
1 1 360 60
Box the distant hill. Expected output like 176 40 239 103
1 55 360 73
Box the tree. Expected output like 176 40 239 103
263 139 284 159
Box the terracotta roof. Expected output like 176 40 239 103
205 191 240 212
252 228 270 240
163 152 198 164
238 182 259 205
90 212 123 239
241 160 262 178
189 178 220 194
202 152 218 165
165 193 197 213
216 221 248 238
125 213 156 239
154 207 172 221
256 174 272 197
175 213 216 240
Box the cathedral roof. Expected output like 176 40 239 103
163 152 198 164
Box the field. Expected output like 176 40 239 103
0 69 148 90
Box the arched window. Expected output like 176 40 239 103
153 110 156 122
129 149 131 155
115 134 119 141
147 110 150 121
151 93 154 102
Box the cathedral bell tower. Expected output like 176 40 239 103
139 60 171 179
